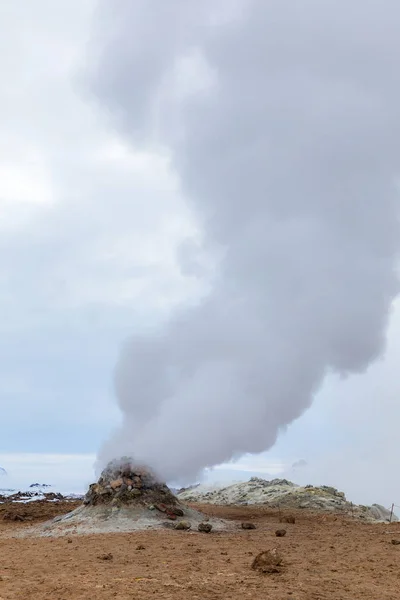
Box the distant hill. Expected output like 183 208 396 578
178 477 398 522
29 483 51 488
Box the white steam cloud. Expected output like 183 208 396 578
87 0 400 482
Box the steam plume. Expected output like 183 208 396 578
88 0 400 481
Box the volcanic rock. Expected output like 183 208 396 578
110 479 123 490
83 458 178 510
242 522 256 530
251 548 283 574
275 529 287 537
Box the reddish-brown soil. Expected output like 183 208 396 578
0 499 81 524
1 500 400 599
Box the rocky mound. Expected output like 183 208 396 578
83 459 179 515
178 477 397 522
20 459 229 537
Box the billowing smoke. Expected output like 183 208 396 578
87 0 400 482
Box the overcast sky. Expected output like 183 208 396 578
1 1 400 508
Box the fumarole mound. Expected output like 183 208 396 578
18 458 229 537
84 458 178 513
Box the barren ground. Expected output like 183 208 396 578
1 500 400 599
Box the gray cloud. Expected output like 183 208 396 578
87 0 400 482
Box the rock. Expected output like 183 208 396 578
275 529 286 537
116 483 128 494
251 548 283 574
198 522 213 533
391 539 400 545
98 553 113 560
175 520 191 530
166 513 177 520
136 545 145 550
242 522 256 530
83 459 181 511
170 507 184 517
110 479 123 490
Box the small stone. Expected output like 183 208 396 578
391 539 400 545
198 522 212 533
67 538 73 544
166 513 177 520
175 520 191 530
241 522 256 530
136 545 145 550
170 506 184 517
251 548 282 574
98 553 113 561
148 505 155 511
275 529 287 537
110 479 123 490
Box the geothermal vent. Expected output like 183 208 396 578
36 458 228 537
83 458 181 518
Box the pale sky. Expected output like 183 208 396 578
1 1 400 509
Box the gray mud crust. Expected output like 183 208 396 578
13 504 231 538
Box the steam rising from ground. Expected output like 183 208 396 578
88 0 400 482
